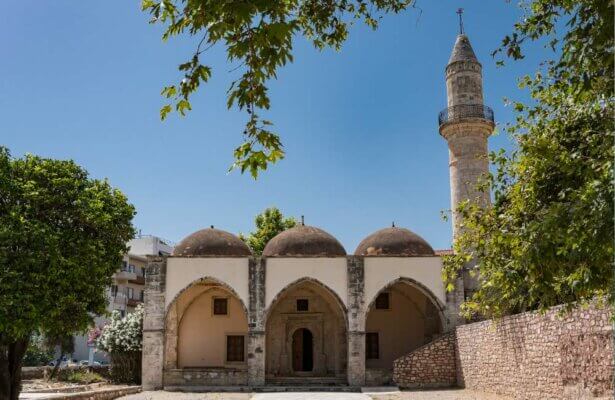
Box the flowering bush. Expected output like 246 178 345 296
97 305 143 353
96 305 143 383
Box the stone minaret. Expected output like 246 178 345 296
439 32 495 294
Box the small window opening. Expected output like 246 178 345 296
375 292 390 310
296 299 309 311
213 298 228 315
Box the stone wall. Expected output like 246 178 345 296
392 332 456 388
456 303 613 399
164 368 248 387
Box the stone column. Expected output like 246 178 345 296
142 256 167 390
346 256 366 387
247 257 266 387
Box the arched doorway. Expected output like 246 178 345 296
292 328 314 372
265 279 347 380
364 279 444 384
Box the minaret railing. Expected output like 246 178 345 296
438 104 494 127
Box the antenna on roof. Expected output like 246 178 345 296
456 8 464 35
301 215 305 226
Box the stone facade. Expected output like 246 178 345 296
392 332 456 388
455 303 613 399
164 368 248 387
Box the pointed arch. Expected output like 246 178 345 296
263 277 348 327
365 276 446 326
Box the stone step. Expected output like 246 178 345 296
266 376 348 387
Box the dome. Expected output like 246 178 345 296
262 225 346 257
173 227 252 257
354 227 435 256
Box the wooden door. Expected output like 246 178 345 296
292 329 303 372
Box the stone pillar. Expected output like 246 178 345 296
142 256 167 390
346 256 366 387
247 257 266 387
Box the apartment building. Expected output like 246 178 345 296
72 235 173 363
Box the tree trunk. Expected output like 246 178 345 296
0 336 29 400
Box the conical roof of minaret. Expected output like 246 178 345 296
448 34 478 64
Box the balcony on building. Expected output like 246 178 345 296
113 261 137 282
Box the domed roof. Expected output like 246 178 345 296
262 225 346 257
448 34 479 64
354 227 435 256
173 227 252 257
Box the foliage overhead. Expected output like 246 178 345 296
239 207 296 255
443 0 614 318
0 148 136 340
142 0 414 177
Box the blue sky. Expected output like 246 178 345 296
1 1 546 251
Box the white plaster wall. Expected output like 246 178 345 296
166 258 250 309
363 257 445 311
265 258 348 309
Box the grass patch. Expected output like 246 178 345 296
57 369 106 384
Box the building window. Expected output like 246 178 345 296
375 292 390 310
226 335 245 362
121 261 128 271
213 298 228 315
139 290 144 301
111 285 118 297
366 332 379 359
296 299 309 312
127 287 134 299
128 264 136 273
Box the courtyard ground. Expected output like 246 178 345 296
118 389 510 400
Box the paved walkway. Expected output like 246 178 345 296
118 389 509 400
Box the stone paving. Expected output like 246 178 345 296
118 389 509 400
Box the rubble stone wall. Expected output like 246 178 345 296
392 332 456 388
455 303 613 400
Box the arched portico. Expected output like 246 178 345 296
363 277 445 384
164 277 249 370
264 278 348 381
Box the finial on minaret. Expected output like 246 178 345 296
301 215 305 226
456 8 464 35
392 221 395 228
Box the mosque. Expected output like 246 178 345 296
141 31 495 390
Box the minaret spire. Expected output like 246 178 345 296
456 8 464 35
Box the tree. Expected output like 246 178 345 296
240 207 296 255
96 305 143 384
0 148 135 400
442 0 614 318
141 0 415 177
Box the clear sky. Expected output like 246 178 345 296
2 1 546 251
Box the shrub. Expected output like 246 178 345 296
96 305 143 384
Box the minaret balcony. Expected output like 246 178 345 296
438 104 494 127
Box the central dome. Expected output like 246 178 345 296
173 227 252 257
262 225 346 257
355 227 434 256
